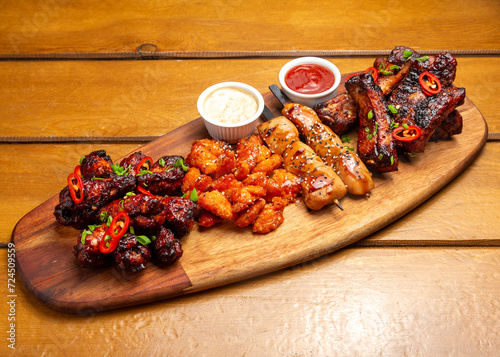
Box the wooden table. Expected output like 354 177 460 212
1 0 499 355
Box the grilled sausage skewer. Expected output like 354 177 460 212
258 110 346 211
269 85 373 196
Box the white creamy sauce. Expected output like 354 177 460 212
203 87 258 124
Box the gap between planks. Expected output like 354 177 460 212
0 49 500 61
1 132 499 144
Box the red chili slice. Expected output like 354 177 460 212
67 172 84 204
99 212 130 253
109 211 130 240
345 72 360 82
137 156 153 172
137 186 156 197
418 72 442 96
392 125 422 142
74 165 82 177
363 67 379 84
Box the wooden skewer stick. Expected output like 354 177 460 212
334 199 344 211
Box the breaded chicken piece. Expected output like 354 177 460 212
234 135 272 180
234 198 266 228
181 167 212 195
186 139 235 179
253 197 288 234
198 190 234 220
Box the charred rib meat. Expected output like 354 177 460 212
313 93 358 136
387 51 466 153
345 73 398 172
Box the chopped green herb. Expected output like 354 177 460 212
341 135 351 143
125 192 136 197
111 164 131 176
81 230 91 244
388 104 398 114
367 110 374 119
100 211 108 222
365 127 371 133
378 153 383 160
88 224 101 232
389 64 400 71
403 50 413 60
107 215 113 227
174 157 189 172
402 123 410 129
416 55 429 62
190 188 199 202
136 170 154 176
136 235 151 245
367 134 373 140
378 63 392 75
129 226 135 235
158 157 166 167
390 155 394 165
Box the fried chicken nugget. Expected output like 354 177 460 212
209 174 243 201
231 185 267 213
182 167 213 195
234 135 272 180
198 190 234 220
253 154 283 176
252 197 288 234
234 198 266 228
186 139 235 179
198 211 224 228
269 169 302 203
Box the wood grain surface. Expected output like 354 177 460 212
0 0 499 56
1 57 499 140
11 85 487 313
2 247 499 356
1 0 500 354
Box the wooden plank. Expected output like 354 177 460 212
9 93 487 313
1 247 499 355
0 0 499 56
0 57 499 139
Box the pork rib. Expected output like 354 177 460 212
345 73 398 173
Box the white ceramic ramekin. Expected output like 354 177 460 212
197 82 265 143
278 57 341 108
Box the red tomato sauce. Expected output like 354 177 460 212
285 63 335 94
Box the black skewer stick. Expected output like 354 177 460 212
269 84 291 106
262 105 275 122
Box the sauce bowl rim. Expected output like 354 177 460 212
197 81 265 128
278 57 341 99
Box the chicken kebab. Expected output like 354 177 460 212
54 150 198 272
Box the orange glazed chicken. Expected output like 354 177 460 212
183 136 301 233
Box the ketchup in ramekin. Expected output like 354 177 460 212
278 57 341 108
284 63 335 95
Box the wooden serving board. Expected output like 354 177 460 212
11 79 488 314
